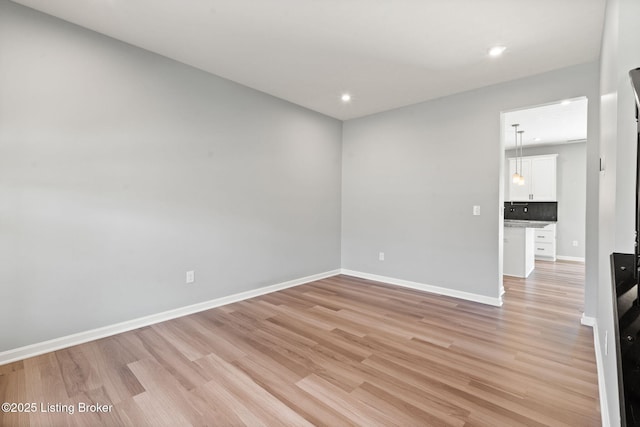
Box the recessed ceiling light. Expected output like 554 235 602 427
488 46 506 57
534 137 541 142
561 99 571 106
341 93 351 102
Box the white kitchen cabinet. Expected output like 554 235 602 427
534 223 557 261
508 154 557 201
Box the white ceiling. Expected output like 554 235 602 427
10 0 606 120
503 97 588 149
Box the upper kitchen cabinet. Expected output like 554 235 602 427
508 154 557 201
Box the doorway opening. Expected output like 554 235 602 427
499 97 588 299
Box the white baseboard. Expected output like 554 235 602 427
556 255 586 263
340 269 503 307
581 313 596 327
0 269 341 366
591 320 611 427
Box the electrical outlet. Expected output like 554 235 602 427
379 252 385 261
473 205 481 216
572 240 579 247
186 270 195 284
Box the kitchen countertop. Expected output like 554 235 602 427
504 220 557 228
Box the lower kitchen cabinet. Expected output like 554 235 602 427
534 223 556 261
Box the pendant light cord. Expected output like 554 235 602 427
512 124 519 175
518 130 524 174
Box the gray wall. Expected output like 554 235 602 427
598 0 640 425
505 142 586 259
342 62 599 304
0 1 342 352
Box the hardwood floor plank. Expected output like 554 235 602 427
266 314 372 361
131 391 193 427
90 338 147 402
132 327 209 391
22 353 70 427
360 352 554 427
296 373 399 427
0 362 28 427
66 386 124 427
127 357 214 425
113 396 156 427
232 354 355 426
350 381 460 427
195 352 313 427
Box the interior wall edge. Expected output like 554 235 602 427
592 319 613 427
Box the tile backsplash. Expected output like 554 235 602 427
504 201 557 221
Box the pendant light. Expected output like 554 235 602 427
517 130 525 186
511 124 520 184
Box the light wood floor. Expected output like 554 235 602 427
0 261 599 426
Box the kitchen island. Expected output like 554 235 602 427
504 220 555 278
